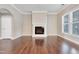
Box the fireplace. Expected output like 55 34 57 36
35 26 44 34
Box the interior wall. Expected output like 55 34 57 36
32 13 47 37
0 14 1 37
0 4 58 39
57 4 79 41
47 14 57 35
0 4 23 39
22 14 57 36
22 14 32 36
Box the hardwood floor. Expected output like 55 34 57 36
14 36 79 54
0 36 79 54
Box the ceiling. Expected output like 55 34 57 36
12 4 69 14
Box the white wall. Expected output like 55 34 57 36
0 4 23 39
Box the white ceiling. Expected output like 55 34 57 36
12 4 69 14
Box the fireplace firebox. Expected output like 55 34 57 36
35 26 44 34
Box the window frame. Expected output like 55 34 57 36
62 8 79 38
62 13 70 34
71 9 79 37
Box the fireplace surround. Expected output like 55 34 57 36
32 12 47 37
35 26 44 34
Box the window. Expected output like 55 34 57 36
1 15 12 38
62 14 69 33
62 9 79 37
72 10 79 35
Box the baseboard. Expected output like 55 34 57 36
1 34 79 45
0 34 57 40
48 34 58 36
13 35 23 40
13 34 79 45
22 34 32 36
0 37 14 40
32 35 47 37
57 34 79 45
13 34 32 40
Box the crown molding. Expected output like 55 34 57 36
48 12 57 15
11 4 32 15
32 11 48 13
11 4 24 14
57 4 71 14
32 11 57 15
11 4 70 15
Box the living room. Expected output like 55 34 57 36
0 4 79 54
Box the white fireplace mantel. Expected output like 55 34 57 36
32 11 47 37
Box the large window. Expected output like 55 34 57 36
72 10 79 35
63 15 69 33
62 9 79 37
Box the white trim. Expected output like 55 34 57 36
69 12 73 34
32 35 47 37
22 34 32 36
11 4 24 14
57 35 79 45
47 34 58 36
0 34 79 46
62 15 64 33
62 8 79 38
0 34 32 40
71 8 79 37
62 32 69 35
11 5 58 15
62 13 70 34
11 4 32 15
12 35 22 40
48 12 57 15
71 7 79 14
32 13 47 37
0 37 13 40
62 32 79 39
0 35 23 40
71 34 79 38
32 11 48 13
0 34 57 40
57 5 71 14
13 34 32 39
32 11 58 15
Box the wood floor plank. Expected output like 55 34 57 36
0 36 79 54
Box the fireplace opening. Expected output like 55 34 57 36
35 26 44 34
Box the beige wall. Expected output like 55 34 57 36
22 14 57 36
47 14 57 35
0 5 58 39
22 14 32 36
57 4 79 41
